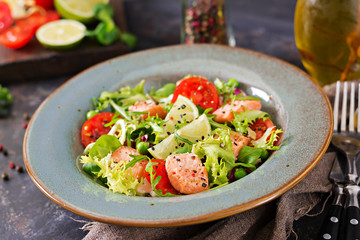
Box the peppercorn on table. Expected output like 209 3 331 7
0 0 327 239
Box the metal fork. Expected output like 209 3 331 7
333 81 360 183
331 81 360 240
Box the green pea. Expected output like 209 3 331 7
136 142 149 154
234 168 247 179
86 110 98 119
226 78 239 88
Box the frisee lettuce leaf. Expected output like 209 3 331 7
192 129 235 187
81 155 139 196
232 110 270 135
214 78 236 106
94 80 147 111
251 127 283 151
107 119 136 145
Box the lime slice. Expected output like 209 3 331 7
36 20 86 50
166 95 199 123
157 95 199 139
54 0 109 24
148 114 211 159
148 134 177 159
177 114 211 143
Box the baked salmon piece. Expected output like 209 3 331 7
129 100 167 120
111 146 148 180
213 99 261 123
165 153 209 194
230 131 249 157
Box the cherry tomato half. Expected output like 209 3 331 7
0 11 60 50
0 1 13 34
171 76 219 112
81 112 115 147
249 118 275 140
145 159 179 195
0 25 33 50
16 11 60 33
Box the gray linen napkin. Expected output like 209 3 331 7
82 153 334 240
82 82 341 240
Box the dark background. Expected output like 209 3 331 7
0 0 327 239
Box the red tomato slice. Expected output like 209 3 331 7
0 1 13 34
0 11 60 50
16 11 60 33
0 25 33 49
171 76 219 112
33 0 54 10
81 112 115 147
249 118 275 140
145 159 179 195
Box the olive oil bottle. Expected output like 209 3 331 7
294 0 360 86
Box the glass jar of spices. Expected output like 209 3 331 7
181 0 232 45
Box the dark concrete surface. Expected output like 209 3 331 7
0 0 329 239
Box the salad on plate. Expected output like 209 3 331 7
79 75 283 197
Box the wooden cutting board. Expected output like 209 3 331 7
0 0 131 84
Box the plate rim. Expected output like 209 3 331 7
23 44 333 227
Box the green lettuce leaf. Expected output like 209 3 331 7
237 145 268 165
125 155 150 169
150 83 176 98
89 135 121 159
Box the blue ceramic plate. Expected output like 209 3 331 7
23 45 332 226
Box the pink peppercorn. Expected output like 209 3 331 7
0 144 3 151
22 123 28 129
9 162 15 169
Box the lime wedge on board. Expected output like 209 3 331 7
36 19 86 50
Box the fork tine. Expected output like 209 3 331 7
341 81 348 133
334 81 340 132
349 82 355 133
